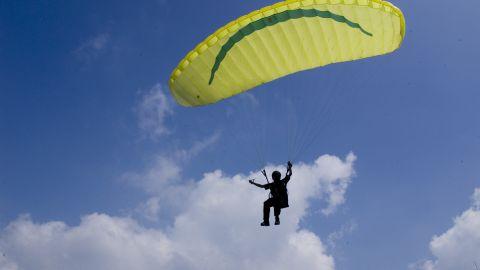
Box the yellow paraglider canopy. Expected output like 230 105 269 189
169 0 405 107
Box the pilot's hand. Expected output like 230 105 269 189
288 161 293 168
249 180 255 185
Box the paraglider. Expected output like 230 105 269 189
249 161 293 226
169 0 405 107
168 0 405 225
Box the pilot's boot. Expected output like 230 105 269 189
261 220 270 226
275 216 280 225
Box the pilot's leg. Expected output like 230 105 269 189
274 206 281 225
262 198 274 226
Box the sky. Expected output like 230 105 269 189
1 0 480 270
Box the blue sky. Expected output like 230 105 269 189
1 0 480 269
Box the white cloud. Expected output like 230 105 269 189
410 260 435 270
123 154 192 222
413 188 480 270
0 153 356 270
135 197 164 222
136 84 173 140
317 153 356 215
173 132 220 161
125 155 182 194
0 253 18 270
327 220 357 249
240 92 259 107
473 188 480 210
74 33 110 62
124 133 220 221
0 214 173 270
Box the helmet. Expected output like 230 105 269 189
272 171 281 181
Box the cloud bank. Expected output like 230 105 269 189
0 153 356 270
413 188 480 270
